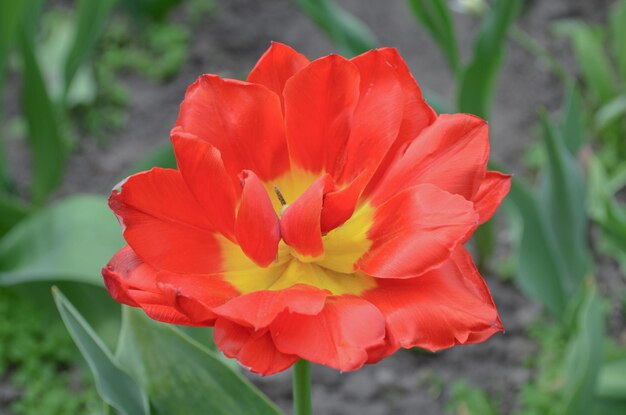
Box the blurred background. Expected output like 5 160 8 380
1 0 626 414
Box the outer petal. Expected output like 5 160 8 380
214 319 298 376
247 42 310 111
102 246 156 307
473 171 512 224
363 247 503 352
360 184 479 279
103 247 236 326
283 55 360 175
270 296 386 372
364 48 437 197
235 170 281 267
171 130 237 240
280 175 335 258
109 168 222 274
337 49 404 184
213 285 327 330
378 48 437 145
175 75 289 181
370 114 489 205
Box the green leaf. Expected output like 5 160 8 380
598 358 626 400
447 381 499 415
0 195 123 286
595 95 626 134
505 178 568 317
0 193 31 235
560 84 586 154
554 20 616 105
610 0 626 82
293 0 377 57
53 288 150 415
406 0 459 75
0 1 28 190
458 0 521 118
64 0 117 98
117 308 283 415
561 281 604 415
18 25 68 204
125 142 176 176
538 111 590 297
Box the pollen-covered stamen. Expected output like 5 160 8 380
274 185 287 206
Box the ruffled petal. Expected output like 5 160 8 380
370 113 489 205
270 296 386 372
103 246 236 326
283 55 360 175
235 170 281 267
337 49 404 184
363 247 503 352
213 285 327 330
175 75 289 181
247 42 310 111
171 130 237 240
280 175 335 258
214 319 298 376
109 168 222 274
360 184 479 279
473 171 512 224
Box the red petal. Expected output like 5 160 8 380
213 285 327 330
270 296 385 372
103 246 230 326
247 42 310 111
171 131 237 240
214 319 298 376
109 168 222 274
473 171 511 224
370 114 489 205
175 75 289 181
280 175 335 258
361 184 479 279
102 246 156 307
364 48 437 197
363 247 503 351
320 170 369 233
283 55 360 175
337 50 404 184
235 170 281 267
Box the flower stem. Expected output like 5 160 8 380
292 360 312 415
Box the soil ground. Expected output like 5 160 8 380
2 0 620 414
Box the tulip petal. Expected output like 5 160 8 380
109 168 222 274
235 170 281 267
175 75 289 181
280 175 335 258
361 184 479 279
284 55 360 175
214 319 298 376
247 42 310 111
370 114 489 205
337 50 404 183
171 131 238 240
473 171 512 224
363 247 503 351
103 247 236 326
271 296 385 372
363 48 437 197
213 285 327 330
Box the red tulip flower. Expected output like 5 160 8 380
103 43 510 376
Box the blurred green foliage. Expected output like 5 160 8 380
0 289 98 414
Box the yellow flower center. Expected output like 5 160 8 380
220 169 376 295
